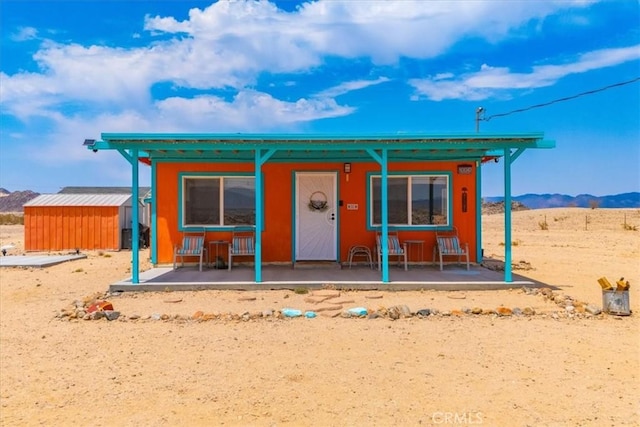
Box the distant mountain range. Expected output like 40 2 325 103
484 192 640 209
0 188 638 212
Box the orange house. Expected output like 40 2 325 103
84 133 554 284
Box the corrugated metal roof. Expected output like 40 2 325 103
24 194 132 207
58 186 151 196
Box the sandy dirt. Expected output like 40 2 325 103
1 208 639 426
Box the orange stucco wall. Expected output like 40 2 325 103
24 206 121 251
155 161 478 265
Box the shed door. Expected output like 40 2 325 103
295 172 337 261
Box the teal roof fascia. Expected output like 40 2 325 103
91 132 551 151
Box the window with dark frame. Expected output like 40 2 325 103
371 175 449 227
183 176 255 227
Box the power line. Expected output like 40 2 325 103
481 76 640 122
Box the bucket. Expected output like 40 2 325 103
602 290 631 316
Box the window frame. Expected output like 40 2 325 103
366 171 452 230
178 172 258 230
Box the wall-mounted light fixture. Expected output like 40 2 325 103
343 162 351 174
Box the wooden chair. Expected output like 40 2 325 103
433 227 469 271
173 230 206 271
228 227 255 270
376 232 408 271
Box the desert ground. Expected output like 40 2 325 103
1 208 638 426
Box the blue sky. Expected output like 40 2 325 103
1 0 638 197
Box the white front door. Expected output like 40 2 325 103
295 172 337 261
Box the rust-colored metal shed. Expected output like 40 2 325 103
23 194 141 251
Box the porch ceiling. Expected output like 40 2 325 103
86 132 554 163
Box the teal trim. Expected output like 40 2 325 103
131 149 140 284
290 170 296 263
335 172 341 263
151 160 157 265
291 171 340 263
475 160 482 263
511 147 526 163
177 172 262 231
117 148 133 164
365 171 453 231
504 149 513 282
254 151 263 283
381 149 389 283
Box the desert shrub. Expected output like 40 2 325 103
293 287 309 294
538 219 549 230
0 213 24 225
622 223 638 231
589 199 599 209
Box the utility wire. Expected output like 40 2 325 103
482 76 640 122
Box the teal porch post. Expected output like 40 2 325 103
131 149 140 284
475 160 483 263
150 160 157 265
117 148 140 284
254 150 263 283
365 148 390 283
381 149 389 283
254 148 276 283
503 148 512 282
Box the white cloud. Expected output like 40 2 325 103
410 44 640 101
11 26 38 41
315 77 390 98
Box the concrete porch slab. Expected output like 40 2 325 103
109 264 545 292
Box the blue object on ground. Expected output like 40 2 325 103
347 307 368 316
305 311 317 318
282 308 303 317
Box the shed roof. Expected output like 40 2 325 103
24 194 132 207
58 186 151 196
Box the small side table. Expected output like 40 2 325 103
347 245 373 269
208 240 229 268
404 240 424 264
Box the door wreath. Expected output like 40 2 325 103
308 191 329 212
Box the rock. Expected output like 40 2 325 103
91 311 106 320
522 307 535 316
471 307 483 315
262 309 274 317
416 309 431 317
367 312 383 319
451 310 464 316
192 311 204 319
388 307 400 320
440 310 451 316
585 305 602 315
104 311 120 321
397 305 412 318
482 309 496 315
238 296 256 301
512 307 523 316
365 293 384 299
565 305 575 313
496 307 513 316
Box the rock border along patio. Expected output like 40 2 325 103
55 286 622 323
